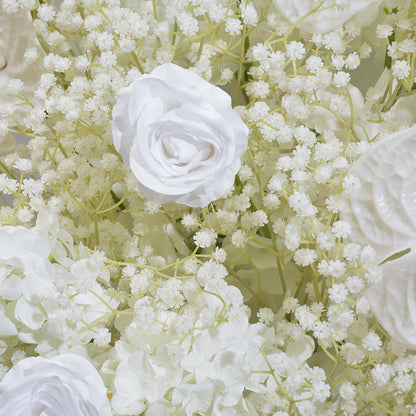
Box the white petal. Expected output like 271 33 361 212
0 274 23 300
14 297 46 330
286 334 315 363
0 316 17 337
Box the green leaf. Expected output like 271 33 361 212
379 247 411 265
384 30 395 69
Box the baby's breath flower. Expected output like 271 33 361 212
331 221 351 239
286 41 305 61
294 249 317 267
241 2 258 26
371 363 393 386
306 56 324 73
392 60 411 80
340 343 365 365
246 80 270 98
376 24 393 38
362 331 382 351
333 71 350 87
346 275 364 293
212 247 226 263
282 296 298 314
181 213 198 231
177 12 199 37
328 283 348 303
257 307 274 324
289 191 317 216
395 374 413 393
225 18 242 35
231 229 248 248
193 228 217 248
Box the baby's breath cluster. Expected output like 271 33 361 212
0 0 416 414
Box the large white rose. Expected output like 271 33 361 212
112 63 248 207
272 0 382 33
0 354 112 415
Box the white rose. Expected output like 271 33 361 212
0 354 112 415
366 252 416 350
112 63 248 207
272 0 382 33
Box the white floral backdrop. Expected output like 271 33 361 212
0 0 415 415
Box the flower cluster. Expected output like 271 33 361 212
0 0 416 415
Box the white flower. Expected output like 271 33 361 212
376 23 393 38
331 220 351 238
112 63 248 207
0 225 53 304
112 350 174 415
272 0 382 34
286 41 305 61
193 228 217 248
231 229 248 248
0 354 112 415
294 248 317 267
392 60 411 80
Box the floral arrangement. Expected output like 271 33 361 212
0 0 416 414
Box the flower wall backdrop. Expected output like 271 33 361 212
0 0 416 415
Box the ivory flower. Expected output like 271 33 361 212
272 0 382 33
0 354 112 415
112 63 248 207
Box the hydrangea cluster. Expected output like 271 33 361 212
1 0 416 414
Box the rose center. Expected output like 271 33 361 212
162 136 213 166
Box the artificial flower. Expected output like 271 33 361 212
0 0 415 414
0 354 112 415
112 63 248 207
0 225 54 303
